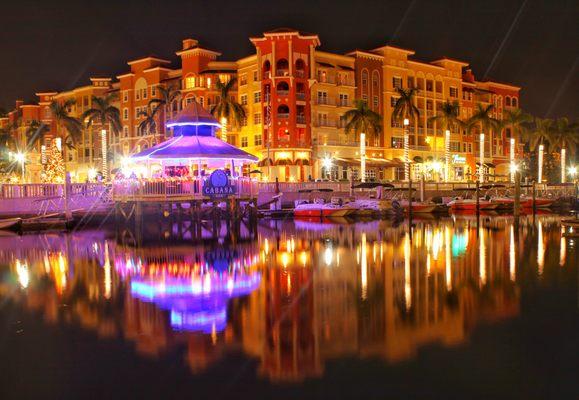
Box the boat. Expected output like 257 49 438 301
521 197 554 209
448 198 498 212
294 200 355 219
349 199 399 216
0 217 22 231
398 200 439 214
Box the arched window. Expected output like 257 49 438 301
512 97 518 107
505 96 511 106
277 104 290 118
276 81 289 94
263 60 271 77
295 59 306 77
276 59 289 75
361 69 369 95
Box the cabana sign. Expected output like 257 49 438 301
203 170 237 198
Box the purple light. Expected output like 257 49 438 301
166 122 222 128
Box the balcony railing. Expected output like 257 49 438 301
317 76 336 84
314 120 338 128
276 90 289 96
337 100 351 107
276 69 289 76
295 70 306 78
315 98 335 106
336 79 355 87
277 113 290 119
296 92 306 101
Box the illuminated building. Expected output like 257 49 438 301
2 29 521 182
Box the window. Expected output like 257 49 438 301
449 87 458 98
151 86 156 97
373 96 379 109
505 97 511 106
407 77 415 88
426 80 433 91
142 88 147 99
135 107 140 118
512 98 518 107
393 76 403 89
135 90 140 101
185 97 194 105
339 93 349 106
254 134 262 146
241 117 247 126
185 76 196 89
417 78 425 90
241 137 248 147
239 74 247 85
123 126 129 137
254 91 261 103
123 91 128 102
362 94 368 103
206 77 212 88
426 100 433 111
123 108 128 120
253 70 258 81
317 91 328 104
435 81 442 93
253 112 261 125
361 71 368 87
240 94 248 106
198 97 204 106
391 137 404 149
450 141 461 152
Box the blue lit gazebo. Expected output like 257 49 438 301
127 101 258 178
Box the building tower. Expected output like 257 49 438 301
250 29 320 182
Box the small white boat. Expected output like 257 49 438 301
294 200 355 218
0 217 22 231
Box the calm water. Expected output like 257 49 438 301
0 215 577 399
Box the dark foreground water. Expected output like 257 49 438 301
0 215 577 399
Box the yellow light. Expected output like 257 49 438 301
403 118 410 126
322 156 332 169
88 168 98 181
14 152 25 163
569 166 577 176
276 151 290 159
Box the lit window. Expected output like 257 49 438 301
449 87 458 98
373 96 379 109
240 74 247 85
254 91 261 103
123 108 128 120
254 134 262 146
240 94 248 106
392 77 402 89
241 137 248 147
185 76 196 89
253 112 261 125
142 88 147 99
206 77 212 88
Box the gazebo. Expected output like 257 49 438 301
124 101 258 178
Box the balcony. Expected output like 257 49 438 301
276 69 290 77
276 90 289 96
315 98 336 106
295 70 306 78
317 75 336 84
336 79 355 87
277 113 290 119
296 92 306 101
337 100 351 107
314 119 338 128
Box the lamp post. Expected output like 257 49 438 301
15 152 25 182
403 118 410 181
510 138 516 183
538 144 544 183
561 148 566 184
101 129 108 181
444 129 450 182
360 132 366 183
479 132 485 183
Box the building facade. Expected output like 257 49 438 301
1 28 521 183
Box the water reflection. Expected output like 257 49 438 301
0 214 573 383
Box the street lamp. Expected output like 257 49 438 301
360 132 366 183
14 152 25 182
444 129 450 182
538 144 544 183
322 156 333 180
403 118 410 181
479 133 485 183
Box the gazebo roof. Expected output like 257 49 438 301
167 100 221 128
130 135 258 163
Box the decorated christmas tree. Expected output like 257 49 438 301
42 141 65 183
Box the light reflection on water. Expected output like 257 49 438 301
0 214 575 383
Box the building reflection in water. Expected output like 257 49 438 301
0 214 571 383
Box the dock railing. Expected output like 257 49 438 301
112 177 259 202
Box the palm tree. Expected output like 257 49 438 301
343 99 382 182
138 104 162 137
467 104 500 183
528 117 555 183
50 99 83 181
210 77 245 142
392 87 420 181
24 120 50 150
501 109 532 181
550 117 578 183
82 94 121 180
149 85 181 133
428 101 463 181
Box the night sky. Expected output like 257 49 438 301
1 0 577 119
